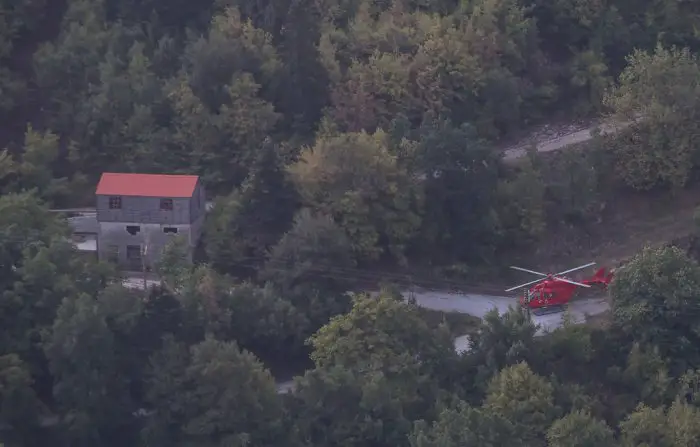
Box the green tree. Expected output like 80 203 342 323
155 234 192 291
522 0 615 111
0 354 42 441
610 246 700 370
619 401 700 447
620 343 672 408
467 306 539 391
0 0 47 114
547 409 616 447
329 51 414 133
288 365 415 447
182 6 280 111
33 0 123 137
45 288 138 446
323 4 431 131
143 336 284 446
261 208 355 328
483 362 558 445
536 313 595 383
496 149 547 246
291 293 457 447
215 0 288 35
220 282 307 361
156 260 307 363
275 0 330 137
604 45 700 190
309 293 457 379
413 0 550 137
619 404 669 446
410 117 502 263
542 149 602 226
168 72 280 191
104 0 215 32
290 129 421 263
0 125 71 204
74 40 171 175
409 400 520 447
203 138 298 276
0 192 115 393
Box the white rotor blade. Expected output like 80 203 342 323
553 277 591 288
510 266 548 277
506 278 544 292
556 262 596 276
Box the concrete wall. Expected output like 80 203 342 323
96 195 192 224
96 182 206 224
97 220 200 271
190 183 206 222
95 181 206 271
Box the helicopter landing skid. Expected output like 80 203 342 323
531 305 566 316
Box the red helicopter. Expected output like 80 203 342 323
505 262 613 314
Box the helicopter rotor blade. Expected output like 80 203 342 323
509 266 548 277
556 262 596 276
506 278 545 292
553 277 591 288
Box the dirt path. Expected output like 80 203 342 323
502 118 625 161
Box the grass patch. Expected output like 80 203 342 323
417 308 481 337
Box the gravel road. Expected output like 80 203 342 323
409 289 608 352
502 119 623 161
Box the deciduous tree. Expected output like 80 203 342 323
410 117 501 263
619 401 700 447
467 306 539 390
547 409 616 447
290 129 421 263
409 400 519 447
610 246 700 371
45 288 139 446
143 336 285 447
483 362 558 445
605 45 700 190
203 138 298 276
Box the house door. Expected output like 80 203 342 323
126 245 142 271
106 245 119 264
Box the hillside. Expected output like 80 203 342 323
3 0 700 446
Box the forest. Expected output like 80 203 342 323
3 0 700 445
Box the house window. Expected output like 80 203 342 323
160 198 173 211
126 225 141 235
108 196 122 209
163 227 178 234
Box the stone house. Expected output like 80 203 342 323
95 173 206 271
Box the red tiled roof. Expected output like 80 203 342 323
95 173 199 198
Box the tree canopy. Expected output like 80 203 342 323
3 0 700 445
